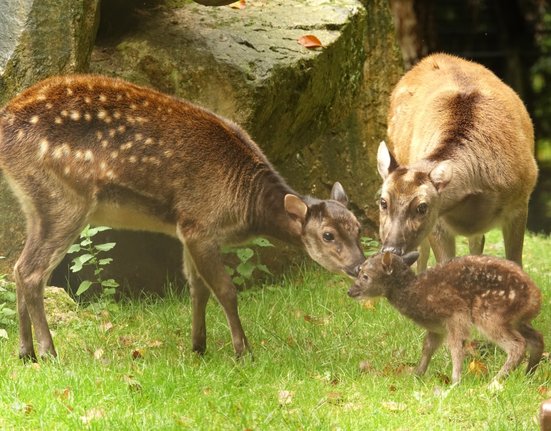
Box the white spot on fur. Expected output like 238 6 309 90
52 146 63 159
66 88 73 96
75 150 83 160
96 131 103 140
110 151 118 159
120 142 133 151
38 139 49 159
45 102 53 109
17 130 24 140
54 116 63 125
117 125 126 133
164 150 173 158
101 140 109 148
64 166 71 175
30 115 39 124
508 291 516 300
70 111 81 121
113 111 121 120
84 150 94 162
99 94 107 102
61 110 68 117
109 129 116 138
36 94 47 101
84 112 92 121
130 103 137 110
84 96 92 104
144 138 153 145
129 156 137 163
97 110 108 120
134 133 143 141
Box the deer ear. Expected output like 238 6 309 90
429 161 452 192
330 182 348 205
382 252 393 274
377 141 399 180
402 251 419 267
284 194 308 222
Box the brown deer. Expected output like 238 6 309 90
377 53 538 271
0 75 366 361
349 252 544 384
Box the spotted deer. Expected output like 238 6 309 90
0 75 366 361
377 53 538 271
349 252 543 384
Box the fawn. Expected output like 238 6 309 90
0 74 366 361
349 252 543 383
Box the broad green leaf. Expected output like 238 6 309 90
236 248 254 263
257 264 272 275
99 258 113 266
252 237 274 248
0 329 7 339
95 242 116 252
76 280 93 296
67 244 81 254
102 288 116 297
0 307 15 317
225 266 235 276
80 238 93 247
70 254 94 272
101 279 119 288
87 226 111 236
233 276 245 286
236 261 255 279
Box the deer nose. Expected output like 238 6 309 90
381 245 404 256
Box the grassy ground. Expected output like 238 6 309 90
0 231 550 430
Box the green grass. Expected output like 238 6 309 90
0 231 550 430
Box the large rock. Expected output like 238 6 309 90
0 0 101 276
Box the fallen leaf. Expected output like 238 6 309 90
326 391 343 405
361 299 377 310
11 401 33 415
298 34 323 49
123 374 143 392
119 335 134 347
81 407 105 424
468 359 488 376
538 386 551 397
100 322 114 332
381 401 407 412
230 0 246 9
358 360 374 374
93 348 104 360
55 387 71 401
147 340 163 348
278 390 294 405
0 328 8 339
132 349 144 360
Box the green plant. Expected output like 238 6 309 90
361 236 380 256
0 274 16 339
67 225 119 298
222 237 274 287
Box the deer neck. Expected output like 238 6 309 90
248 169 303 246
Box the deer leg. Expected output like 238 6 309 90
182 237 250 358
429 222 455 264
445 315 470 384
415 331 444 377
13 180 91 360
468 234 485 255
518 323 544 375
183 248 211 355
502 209 528 267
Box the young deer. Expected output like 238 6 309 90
377 53 538 271
0 75 366 361
349 252 543 384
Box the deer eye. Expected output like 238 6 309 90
380 198 388 210
322 232 335 242
417 203 428 215
362 274 369 281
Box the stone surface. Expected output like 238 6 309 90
0 0 101 276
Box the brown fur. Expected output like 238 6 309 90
349 252 543 383
377 53 538 270
0 74 366 360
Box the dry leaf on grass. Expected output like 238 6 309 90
230 0 246 9
468 359 488 376
81 407 105 424
298 35 323 49
278 390 294 405
381 401 407 412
